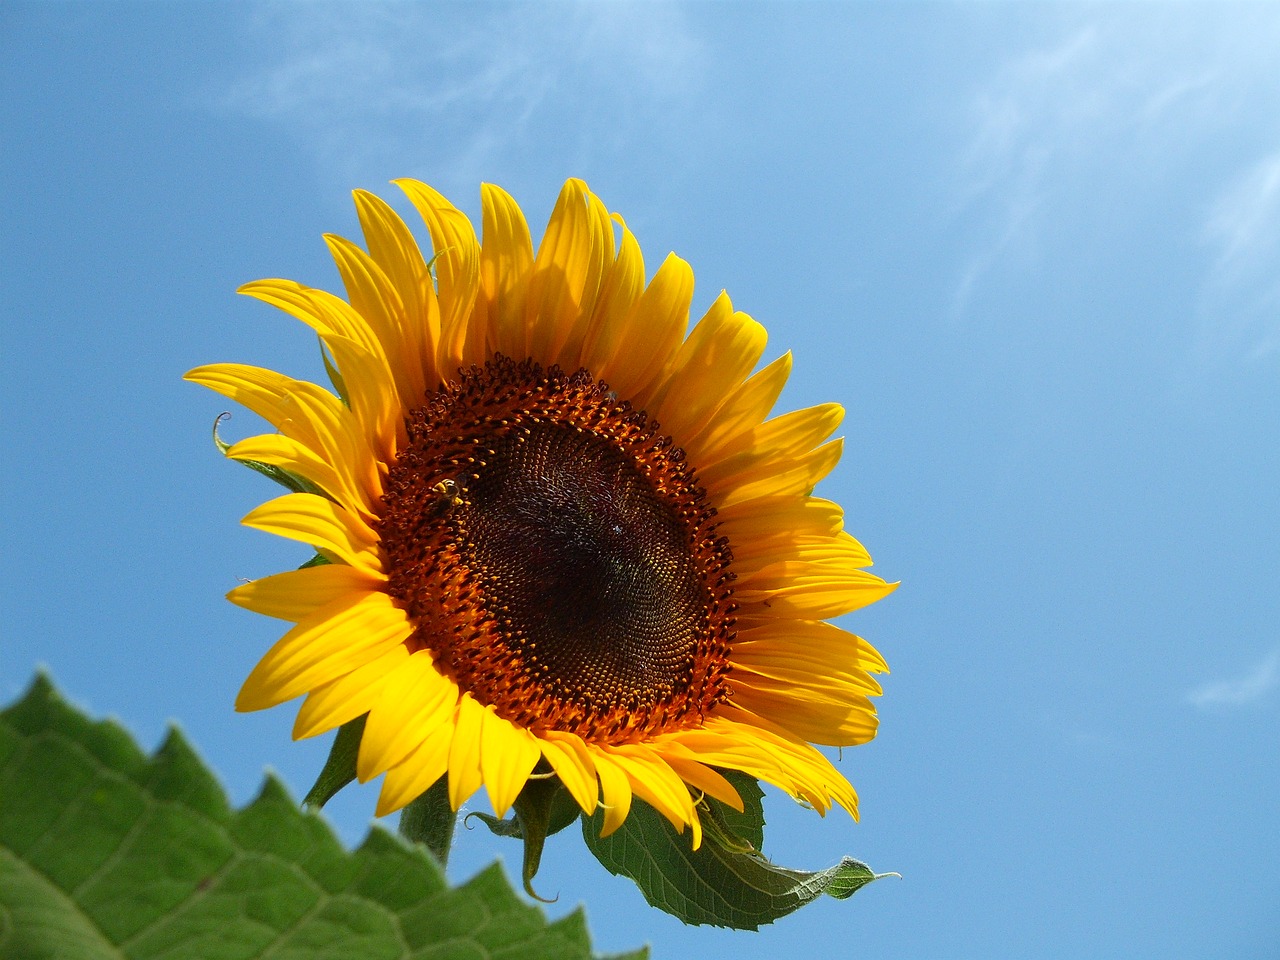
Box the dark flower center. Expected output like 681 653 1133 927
378 356 736 743
463 421 707 706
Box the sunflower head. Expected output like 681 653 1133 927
187 178 895 851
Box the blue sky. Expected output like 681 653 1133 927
3 3 1278 957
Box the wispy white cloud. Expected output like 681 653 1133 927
950 8 1280 354
1200 150 1280 359
956 25 1097 212
215 1 702 190
1187 648 1280 710
949 20 1115 317
1205 153 1280 273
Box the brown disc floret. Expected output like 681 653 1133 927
378 356 737 744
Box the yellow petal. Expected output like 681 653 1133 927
713 438 844 507
227 563 380 622
671 714 858 818
242 493 382 574
697 403 844 489
650 295 768 440
186 364 380 513
352 188 435 397
715 710 860 815
657 752 744 813
548 189 614 368
523 179 601 364
539 732 599 816
292 642 411 739
323 233 420 440
683 351 792 461
235 590 412 711
733 531 874 584
184 363 327 441
376 720 454 816
239 280 400 461
240 278 383 362
478 707 542 818
730 682 879 747
480 182 534 361
447 694 486 810
658 734 788 798
579 214 645 375
736 617 889 675
591 751 633 837
599 253 694 408
731 621 886 698
735 565 898 619
395 179 481 373
604 746 696 838
715 495 844 545
358 651 459 781
224 434 362 521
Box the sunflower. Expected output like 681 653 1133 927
187 179 895 848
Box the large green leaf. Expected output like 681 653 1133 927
582 770 890 930
0 675 644 960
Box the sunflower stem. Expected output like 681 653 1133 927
302 714 364 810
399 778 457 868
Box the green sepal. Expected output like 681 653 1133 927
467 776 582 903
467 779 581 842
210 413 328 497
581 775 893 929
399 776 457 868
302 713 365 810
467 810 524 838
298 551 332 568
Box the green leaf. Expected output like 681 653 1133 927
0 674 645 960
700 768 765 854
582 778 891 930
